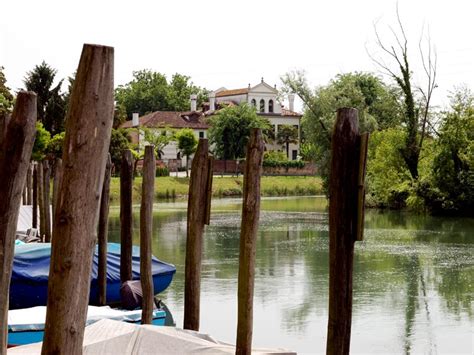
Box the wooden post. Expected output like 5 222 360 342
42 160 52 242
98 154 112 306
22 180 27 205
183 139 213 331
38 160 45 240
235 129 264 355
140 146 155 324
120 149 134 283
26 163 33 205
52 158 62 226
41 44 114 355
32 163 38 228
0 91 37 354
326 108 367 355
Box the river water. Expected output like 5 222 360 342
108 196 473 354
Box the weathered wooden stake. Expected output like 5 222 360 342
26 163 33 205
98 154 112 306
0 92 37 354
235 129 264 355
52 158 62 226
326 108 367 355
22 180 27 205
37 160 45 240
41 44 114 355
42 160 52 242
120 149 134 283
140 146 155 324
183 139 213 331
32 163 38 228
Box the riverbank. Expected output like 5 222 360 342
109 175 323 203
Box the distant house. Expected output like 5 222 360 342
120 79 302 166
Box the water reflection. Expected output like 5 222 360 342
108 197 473 354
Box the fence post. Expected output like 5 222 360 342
43 160 51 242
0 92 37 354
140 146 155 324
235 128 264 355
326 108 368 355
26 163 33 205
41 44 114 354
183 139 213 331
120 149 133 283
32 163 38 228
98 154 112 306
38 160 45 240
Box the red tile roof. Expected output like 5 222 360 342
215 88 249 97
281 108 302 117
121 111 209 130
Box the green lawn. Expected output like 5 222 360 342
109 175 323 203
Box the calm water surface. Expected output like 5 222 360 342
108 196 473 354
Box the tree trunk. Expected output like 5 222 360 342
32 164 38 228
26 163 32 205
0 91 37 354
120 149 134 283
183 139 213 331
52 158 62 227
38 160 45 240
235 129 265 355
326 108 361 355
41 44 114 355
98 154 112 306
140 146 155 324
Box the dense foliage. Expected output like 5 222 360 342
115 70 208 118
176 128 198 176
0 66 13 117
208 103 270 160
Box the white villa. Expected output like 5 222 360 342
121 79 302 166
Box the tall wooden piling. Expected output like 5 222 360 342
183 139 213 331
37 160 45 240
52 158 62 226
98 154 112 306
235 129 265 355
140 146 155 324
26 163 33 205
120 149 134 283
41 44 114 355
32 164 38 228
0 92 37 354
42 160 52 242
326 108 367 355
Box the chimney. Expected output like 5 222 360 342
190 94 197 112
132 112 139 127
209 92 216 111
288 94 295 112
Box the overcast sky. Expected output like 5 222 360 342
1 0 473 110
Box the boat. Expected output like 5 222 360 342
8 305 166 347
10 243 176 309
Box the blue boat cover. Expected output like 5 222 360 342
10 243 176 309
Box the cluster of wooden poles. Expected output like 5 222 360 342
0 42 368 355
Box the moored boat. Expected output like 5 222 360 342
10 242 176 309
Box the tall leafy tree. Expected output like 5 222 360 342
281 71 401 194
175 128 197 177
115 70 208 118
208 103 270 160
276 124 299 158
24 61 66 135
0 66 14 117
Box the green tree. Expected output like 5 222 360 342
24 61 66 135
426 87 474 214
109 128 131 174
0 66 14 117
281 71 400 194
176 128 198 177
208 103 270 160
47 132 65 159
142 127 173 159
115 70 208 118
277 124 299 158
32 122 51 161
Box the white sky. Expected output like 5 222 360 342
1 0 473 111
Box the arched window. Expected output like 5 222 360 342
251 99 256 107
268 99 274 113
259 99 265 113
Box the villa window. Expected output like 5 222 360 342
268 99 274 113
259 99 265 113
199 131 204 139
251 99 256 107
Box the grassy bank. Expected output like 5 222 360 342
109 175 323 203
